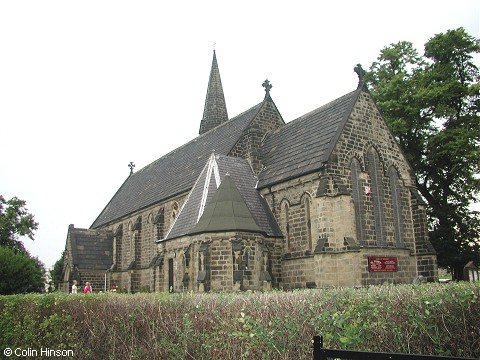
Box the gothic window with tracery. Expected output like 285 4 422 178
282 202 291 252
389 167 405 247
303 195 313 251
133 216 142 264
367 148 387 246
350 158 366 245
154 208 165 241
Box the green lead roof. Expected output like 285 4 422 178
190 174 262 235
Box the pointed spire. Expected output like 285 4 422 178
199 50 229 135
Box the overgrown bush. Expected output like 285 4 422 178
0 282 478 359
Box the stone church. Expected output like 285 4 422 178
60 51 437 293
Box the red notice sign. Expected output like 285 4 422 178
368 257 398 272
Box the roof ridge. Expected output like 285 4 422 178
163 153 215 240
257 88 362 189
135 101 265 176
321 88 363 166
285 89 359 127
89 175 131 229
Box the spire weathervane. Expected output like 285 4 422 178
128 162 135 175
262 79 272 98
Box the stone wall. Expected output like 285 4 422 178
258 92 437 289
83 91 436 292
76 270 108 293
230 100 284 175
281 255 316 290
151 231 282 292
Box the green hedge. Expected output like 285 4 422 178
1 283 479 359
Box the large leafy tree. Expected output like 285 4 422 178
0 246 45 294
0 195 45 293
0 195 38 253
365 28 480 279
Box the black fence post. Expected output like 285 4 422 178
313 335 322 360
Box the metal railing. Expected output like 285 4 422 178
313 336 476 360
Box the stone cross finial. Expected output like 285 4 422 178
128 162 135 175
354 64 366 90
262 79 272 96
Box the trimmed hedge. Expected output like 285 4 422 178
0 282 479 359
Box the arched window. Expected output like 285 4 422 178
389 167 405 247
367 148 387 246
114 224 123 267
133 216 142 265
282 201 291 252
154 208 165 241
243 248 250 270
350 158 365 245
302 194 313 251
127 221 134 262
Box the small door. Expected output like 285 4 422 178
168 258 174 292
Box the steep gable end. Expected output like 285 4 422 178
334 91 417 187
229 96 285 175
68 225 113 271
257 89 360 188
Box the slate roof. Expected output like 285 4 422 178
257 89 361 188
91 102 265 229
190 174 262 235
69 226 113 271
91 86 363 229
165 154 282 240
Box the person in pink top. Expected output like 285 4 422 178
83 282 92 294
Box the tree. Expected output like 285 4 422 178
52 251 65 291
0 195 39 253
0 246 45 294
0 195 45 293
365 28 480 279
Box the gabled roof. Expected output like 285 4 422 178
91 102 265 229
69 226 113 271
257 89 361 188
165 154 282 240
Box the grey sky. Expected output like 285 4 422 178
1 0 478 268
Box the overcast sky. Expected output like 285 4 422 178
1 1 479 269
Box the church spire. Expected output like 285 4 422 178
199 50 229 135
